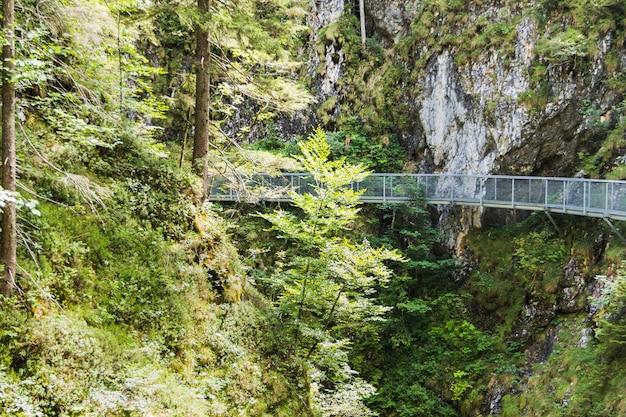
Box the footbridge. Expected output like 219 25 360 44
208 173 626 233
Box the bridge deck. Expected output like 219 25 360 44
208 173 626 222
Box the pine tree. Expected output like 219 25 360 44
193 0 211 184
1 0 16 297
161 0 313 179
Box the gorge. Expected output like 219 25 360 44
0 1 625 416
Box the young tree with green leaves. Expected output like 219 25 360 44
258 127 403 415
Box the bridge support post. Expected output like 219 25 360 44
603 218 626 244
544 211 563 236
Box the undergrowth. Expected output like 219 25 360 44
5 116 311 417
461 213 626 416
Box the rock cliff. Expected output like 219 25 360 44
310 0 625 178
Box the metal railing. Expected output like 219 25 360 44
208 173 626 221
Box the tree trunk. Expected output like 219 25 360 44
1 0 16 297
193 0 211 187
359 0 366 47
179 107 192 168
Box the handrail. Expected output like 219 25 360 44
208 173 626 221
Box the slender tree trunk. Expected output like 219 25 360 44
179 107 192 168
193 0 211 190
306 283 346 360
1 0 17 297
359 0 366 47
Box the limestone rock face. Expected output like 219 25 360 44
412 17 534 175
403 17 613 177
307 0 346 104
367 0 422 44
309 0 346 32
309 0 623 178
558 258 588 313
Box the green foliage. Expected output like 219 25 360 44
368 293 509 417
513 230 567 282
14 196 195 349
361 198 453 328
144 0 312 151
326 117 406 172
576 97 626 179
521 0 626 111
258 128 402 331
594 262 626 352
7 164 311 416
314 12 410 152
536 28 591 63
460 217 573 332
15 0 168 149
501 317 623 417
450 370 473 402
3 0 314 409
7 0 626 416
313 376 377 417
0 293 311 417
108 148 198 239
337 185 476 416
246 123 302 156
0 368 45 417
456 215 626 416
257 128 403 413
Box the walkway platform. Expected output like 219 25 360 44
208 173 626 222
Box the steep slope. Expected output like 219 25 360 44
459 215 626 416
0 1 311 415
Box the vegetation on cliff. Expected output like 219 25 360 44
315 0 626 175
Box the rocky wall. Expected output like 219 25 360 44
310 0 624 177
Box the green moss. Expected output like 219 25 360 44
501 394 523 417
604 50 622 76
607 164 626 180
518 87 550 112
459 211 626 416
